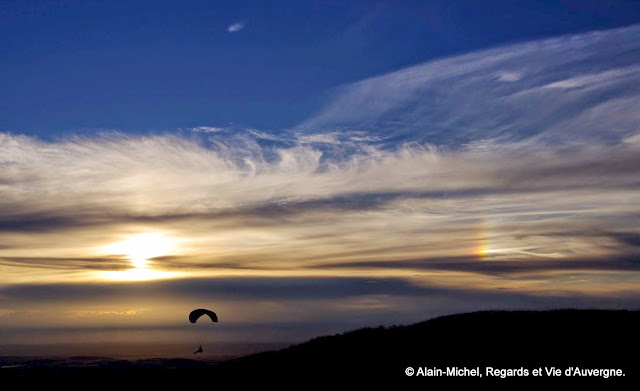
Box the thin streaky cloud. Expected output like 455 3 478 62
185 126 226 133
298 24 640 149
228 22 245 32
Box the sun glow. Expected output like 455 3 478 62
475 218 490 261
475 242 490 261
101 232 179 281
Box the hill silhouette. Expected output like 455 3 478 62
3 310 637 386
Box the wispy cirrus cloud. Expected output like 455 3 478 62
182 126 226 133
298 24 640 149
227 22 245 33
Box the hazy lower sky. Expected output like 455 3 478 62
1 1 640 346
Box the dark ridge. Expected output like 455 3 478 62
217 309 639 380
2 310 638 386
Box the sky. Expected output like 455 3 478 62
1 0 640 349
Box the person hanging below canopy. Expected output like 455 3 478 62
189 309 218 355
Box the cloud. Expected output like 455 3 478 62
0 277 444 303
0 256 130 271
183 126 226 133
227 22 245 33
495 70 523 82
539 66 640 90
1 130 640 285
297 25 640 148
606 231 640 248
312 255 640 275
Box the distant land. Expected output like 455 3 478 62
2 310 637 386
0 342 288 360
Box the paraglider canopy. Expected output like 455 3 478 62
189 309 218 323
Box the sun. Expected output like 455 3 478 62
106 233 175 268
101 232 178 281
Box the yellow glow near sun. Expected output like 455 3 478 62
475 218 490 261
101 232 180 281
475 241 490 261
106 233 175 268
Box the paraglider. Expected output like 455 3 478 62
189 309 218 355
189 309 218 323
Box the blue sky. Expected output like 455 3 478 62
3 0 640 137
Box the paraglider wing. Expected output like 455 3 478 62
189 309 218 323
